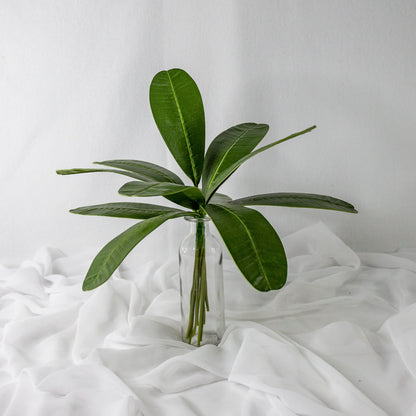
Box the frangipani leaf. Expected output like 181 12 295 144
150 69 205 185
57 166 191 210
83 211 191 290
56 168 148 181
70 202 187 219
119 181 205 210
230 192 358 213
209 193 233 205
205 125 316 200
163 193 204 211
96 160 191 209
95 160 184 184
202 123 269 196
205 203 287 291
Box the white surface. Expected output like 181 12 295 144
0 223 415 415
1 1 416 265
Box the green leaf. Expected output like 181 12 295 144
95 160 184 184
96 160 195 210
83 211 190 290
70 202 188 219
149 68 205 185
205 125 316 201
57 166 191 209
202 123 269 196
205 203 287 291
230 193 358 213
163 193 203 211
56 168 149 181
119 181 205 210
209 193 233 205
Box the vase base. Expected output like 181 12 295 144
183 332 221 347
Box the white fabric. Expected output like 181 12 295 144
0 222 415 415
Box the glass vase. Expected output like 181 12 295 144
179 216 225 346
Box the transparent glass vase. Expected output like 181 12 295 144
179 216 225 346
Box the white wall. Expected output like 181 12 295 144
1 0 415 266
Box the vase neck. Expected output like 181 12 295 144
184 216 210 234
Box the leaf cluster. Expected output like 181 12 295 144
57 68 357 292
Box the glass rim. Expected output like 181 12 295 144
184 215 210 222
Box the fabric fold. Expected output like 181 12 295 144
0 223 415 415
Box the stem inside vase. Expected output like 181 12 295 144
185 220 210 346
179 216 224 347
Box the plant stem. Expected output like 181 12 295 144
185 220 209 346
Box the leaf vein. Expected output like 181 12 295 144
207 126 253 189
166 71 198 183
100 161 175 183
215 205 270 289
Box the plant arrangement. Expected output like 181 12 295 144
57 68 357 346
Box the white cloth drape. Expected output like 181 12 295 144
1 222 415 415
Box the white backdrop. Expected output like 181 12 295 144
1 0 415 266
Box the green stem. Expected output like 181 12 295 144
185 279 196 339
197 246 206 345
192 250 201 338
185 220 209 346
186 249 200 340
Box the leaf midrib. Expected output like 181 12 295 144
215 204 271 289
88 221 145 286
166 71 198 184
121 181 201 197
75 206 177 214
207 125 253 190
88 212 186 286
98 161 176 183
207 126 316 199
235 193 355 208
